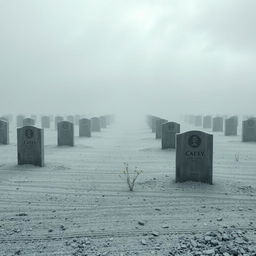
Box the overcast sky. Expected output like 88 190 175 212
0 0 255 118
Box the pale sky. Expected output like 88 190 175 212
0 0 255 118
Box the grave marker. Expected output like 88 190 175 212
0 120 9 144
79 119 91 137
162 122 180 149
58 121 74 146
176 130 213 184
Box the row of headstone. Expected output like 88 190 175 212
185 114 256 142
147 115 213 184
10 115 115 167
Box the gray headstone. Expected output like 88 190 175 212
195 115 202 127
151 117 159 133
57 121 74 146
161 122 180 149
91 117 101 132
212 117 223 132
225 116 238 136
242 118 256 142
41 116 50 129
0 120 9 145
100 116 107 129
203 115 212 129
23 118 35 126
79 118 91 137
176 130 213 184
155 119 168 139
55 116 64 129
17 126 44 167
16 115 25 127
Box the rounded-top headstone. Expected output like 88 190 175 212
161 121 180 149
0 120 9 145
79 118 91 137
176 130 213 184
242 118 256 142
212 117 223 132
155 118 168 139
57 121 74 146
17 126 44 167
91 117 101 132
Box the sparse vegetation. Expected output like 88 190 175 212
121 162 143 191
235 153 240 162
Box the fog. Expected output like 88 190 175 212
0 0 255 120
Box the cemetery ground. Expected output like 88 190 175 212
0 122 255 255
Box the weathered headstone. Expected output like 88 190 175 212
225 116 238 136
0 120 9 145
212 117 223 132
242 118 256 142
55 116 64 129
176 130 213 184
17 126 44 167
155 119 168 139
23 118 35 126
57 121 74 146
16 115 25 127
41 116 50 129
195 115 202 127
162 122 180 149
100 116 107 129
79 118 91 137
203 115 212 129
91 117 101 132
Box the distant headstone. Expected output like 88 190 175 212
151 117 159 133
23 118 35 126
161 122 180 149
41 116 50 129
75 115 80 125
58 121 74 146
55 116 64 129
67 115 74 123
242 118 256 142
17 126 44 167
16 115 25 127
0 120 9 145
91 117 101 132
176 130 213 184
195 116 202 127
155 119 168 139
212 117 223 132
225 116 238 136
100 116 107 129
79 118 91 137
203 115 212 129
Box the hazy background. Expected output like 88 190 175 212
0 0 255 119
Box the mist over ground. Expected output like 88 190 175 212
0 0 255 119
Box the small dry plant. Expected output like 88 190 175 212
121 162 143 192
235 153 240 162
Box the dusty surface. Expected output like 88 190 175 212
0 121 255 255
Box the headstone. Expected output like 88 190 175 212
17 126 44 167
212 117 223 132
176 130 213 184
16 115 25 127
57 121 74 146
91 117 101 132
195 115 202 127
161 122 180 149
41 116 50 129
23 118 35 126
100 116 107 129
225 116 238 136
155 119 168 139
79 118 91 137
203 115 212 129
55 116 64 129
0 120 9 144
242 118 256 142
151 117 159 133
67 115 74 123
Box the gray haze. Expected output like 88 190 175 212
0 0 256 118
